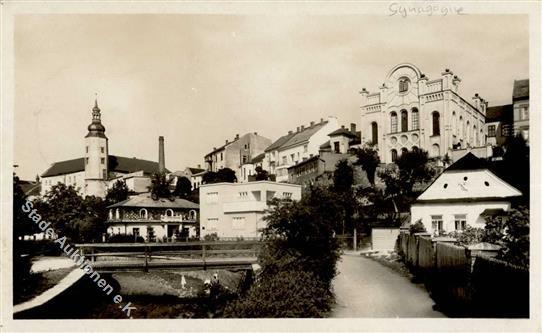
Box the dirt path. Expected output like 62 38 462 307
332 253 445 318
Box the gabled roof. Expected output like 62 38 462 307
320 141 331 149
19 180 41 196
250 153 265 164
107 192 199 209
280 121 329 151
328 127 358 138
485 104 513 123
42 155 169 178
187 167 205 174
445 152 489 171
512 79 529 100
265 132 297 152
416 153 521 202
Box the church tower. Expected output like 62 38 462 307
84 99 109 198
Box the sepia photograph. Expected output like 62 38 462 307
1 1 540 332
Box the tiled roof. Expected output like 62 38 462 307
265 132 296 152
320 141 331 149
19 180 41 196
250 153 265 164
41 155 169 177
512 79 529 100
485 104 513 123
328 127 358 138
188 167 205 174
446 152 489 171
280 121 329 151
107 192 199 209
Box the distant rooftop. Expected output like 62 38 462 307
512 79 529 100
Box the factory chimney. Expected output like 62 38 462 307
158 136 165 173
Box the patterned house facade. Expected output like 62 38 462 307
106 193 199 241
360 63 487 164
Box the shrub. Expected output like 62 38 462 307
223 269 333 318
203 233 219 242
447 226 485 245
409 219 426 235
107 233 144 243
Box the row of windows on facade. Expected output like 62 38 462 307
431 214 467 235
206 216 246 230
109 208 197 220
211 144 252 162
206 191 292 202
372 111 483 145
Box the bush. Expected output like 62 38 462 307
447 226 485 245
409 219 426 235
107 233 144 243
203 233 219 242
223 269 333 318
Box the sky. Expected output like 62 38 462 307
14 14 528 180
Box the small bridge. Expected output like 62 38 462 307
76 240 262 273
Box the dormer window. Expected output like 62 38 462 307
398 77 410 93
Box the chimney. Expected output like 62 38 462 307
158 136 165 173
288 130 293 135
320 118 324 123
254 132 258 135
235 134 240 140
197 164 201 169
310 121 315 127
225 139 229 144
301 125 305 131
350 123 356 133
341 125 345 129
296 127 300 132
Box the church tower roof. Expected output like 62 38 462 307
86 97 107 138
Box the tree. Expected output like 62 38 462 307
13 175 39 239
105 179 130 205
35 184 107 242
332 159 354 193
380 149 435 197
216 168 237 183
254 166 269 181
202 168 237 184
173 176 192 199
483 206 529 267
331 160 355 234
501 134 529 201
148 172 172 199
354 147 380 186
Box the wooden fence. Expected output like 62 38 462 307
396 233 529 318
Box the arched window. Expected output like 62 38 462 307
398 77 410 93
401 147 408 156
411 108 419 130
390 112 398 133
480 128 484 145
466 121 470 142
115 208 120 220
473 125 477 146
452 112 457 134
189 210 197 220
432 112 440 136
459 116 463 137
412 145 419 152
165 209 174 217
391 149 398 162
401 110 408 132
139 208 148 219
371 122 378 144
431 144 440 157
109 209 113 220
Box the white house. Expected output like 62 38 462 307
263 116 340 182
199 181 302 239
410 153 521 236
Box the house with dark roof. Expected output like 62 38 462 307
262 116 339 182
106 192 199 241
410 153 521 236
512 79 529 143
170 166 207 190
203 132 271 181
40 101 169 198
322 123 361 154
485 104 513 147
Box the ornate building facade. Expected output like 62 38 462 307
360 63 487 164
